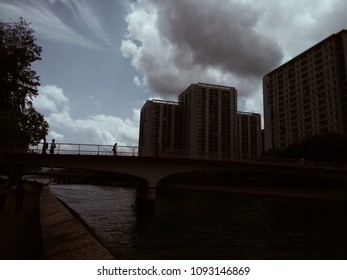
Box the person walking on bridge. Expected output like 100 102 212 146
50 139 56 154
15 180 26 213
42 138 48 154
0 179 8 212
112 143 118 156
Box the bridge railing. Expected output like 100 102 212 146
7 142 347 170
138 147 347 170
29 142 138 157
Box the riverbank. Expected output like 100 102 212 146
0 183 44 259
2 177 346 260
40 185 114 259
0 181 114 259
169 183 347 200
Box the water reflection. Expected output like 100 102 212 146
51 184 347 259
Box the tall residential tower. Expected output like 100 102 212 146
263 30 347 151
237 111 262 157
139 99 181 156
139 82 261 159
179 83 237 159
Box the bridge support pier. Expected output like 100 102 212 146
136 187 156 214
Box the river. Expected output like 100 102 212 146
50 184 347 259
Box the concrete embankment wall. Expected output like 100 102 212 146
39 185 114 259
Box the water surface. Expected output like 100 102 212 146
51 184 347 259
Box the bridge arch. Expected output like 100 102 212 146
3 152 347 213
3 153 347 188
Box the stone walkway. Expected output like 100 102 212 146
40 185 114 259
0 185 44 260
0 182 114 260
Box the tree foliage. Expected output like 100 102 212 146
0 18 48 151
265 133 347 163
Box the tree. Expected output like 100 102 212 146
0 18 48 151
265 133 347 163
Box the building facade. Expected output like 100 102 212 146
263 30 347 152
178 83 237 159
237 112 262 157
139 83 261 159
139 99 181 156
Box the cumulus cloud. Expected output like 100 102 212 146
121 0 284 111
35 85 69 113
33 85 140 146
121 0 347 113
254 0 347 60
156 0 282 77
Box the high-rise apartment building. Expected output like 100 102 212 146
139 83 261 159
139 99 181 156
179 83 237 159
263 30 347 151
237 112 262 157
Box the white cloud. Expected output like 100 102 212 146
121 0 284 113
133 76 142 86
252 0 347 60
0 1 111 50
48 131 64 143
121 0 347 114
35 85 69 113
61 0 114 48
72 113 139 145
120 39 139 59
33 85 140 146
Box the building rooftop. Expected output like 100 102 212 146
180 82 236 93
196 82 236 91
264 29 347 77
237 111 261 116
150 99 179 105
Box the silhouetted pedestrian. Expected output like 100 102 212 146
50 139 56 154
42 139 48 154
15 181 26 213
112 143 118 156
0 179 8 212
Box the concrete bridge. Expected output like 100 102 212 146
2 143 347 212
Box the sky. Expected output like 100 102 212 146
1 0 346 146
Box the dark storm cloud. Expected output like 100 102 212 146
155 0 283 78
121 0 284 103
